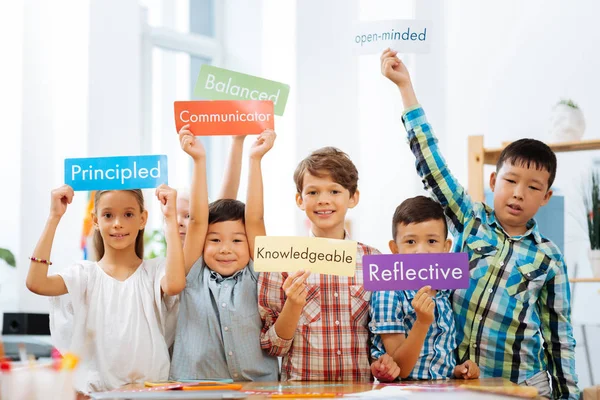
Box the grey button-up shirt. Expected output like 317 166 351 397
170 258 279 381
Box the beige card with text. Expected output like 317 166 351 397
253 236 357 277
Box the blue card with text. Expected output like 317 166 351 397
65 155 168 191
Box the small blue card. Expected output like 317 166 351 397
65 155 168 191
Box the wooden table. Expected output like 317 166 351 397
242 377 513 392
90 378 535 400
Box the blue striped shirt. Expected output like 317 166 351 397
402 105 579 399
369 289 457 380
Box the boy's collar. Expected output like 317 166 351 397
208 267 245 283
309 229 350 240
489 211 542 244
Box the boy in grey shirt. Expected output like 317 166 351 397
170 125 278 381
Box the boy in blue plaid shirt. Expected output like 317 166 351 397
380 48 579 399
370 196 480 380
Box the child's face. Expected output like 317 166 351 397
93 191 147 253
490 162 552 236
296 171 358 239
203 219 250 277
176 195 190 244
389 219 451 254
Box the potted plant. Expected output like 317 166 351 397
0 247 17 327
584 172 600 278
549 99 586 142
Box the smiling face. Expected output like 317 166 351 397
296 171 358 239
202 219 250 277
93 191 147 254
490 162 552 236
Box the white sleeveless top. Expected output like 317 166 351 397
49 258 178 394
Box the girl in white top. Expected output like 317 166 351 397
26 185 186 394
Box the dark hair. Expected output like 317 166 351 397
208 199 245 225
392 196 448 240
496 139 557 188
93 190 145 260
293 147 359 196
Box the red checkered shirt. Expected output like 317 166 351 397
258 236 380 381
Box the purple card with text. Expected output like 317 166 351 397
362 253 469 291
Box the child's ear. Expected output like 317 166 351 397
140 210 148 230
348 189 360 209
489 171 498 192
389 240 399 254
443 238 452 253
295 193 305 211
92 212 99 230
541 189 553 206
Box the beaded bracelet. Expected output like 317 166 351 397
29 256 52 265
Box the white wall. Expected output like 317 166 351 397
260 0 298 237
0 1 25 324
12 0 90 319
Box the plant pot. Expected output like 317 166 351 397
549 103 586 142
588 249 600 278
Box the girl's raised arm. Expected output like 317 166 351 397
26 185 72 296
157 185 186 296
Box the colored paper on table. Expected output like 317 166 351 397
174 100 274 135
194 65 290 116
253 236 357 277
65 155 167 191
362 253 469 291
91 391 247 399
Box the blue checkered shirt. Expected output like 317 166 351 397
369 289 457 380
402 105 579 399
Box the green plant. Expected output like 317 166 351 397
0 247 16 267
558 98 579 109
144 229 167 259
585 172 600 249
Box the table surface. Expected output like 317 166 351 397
90 378 534 400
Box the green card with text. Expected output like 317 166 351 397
194 65 290 116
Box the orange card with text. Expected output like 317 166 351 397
174 100 274 135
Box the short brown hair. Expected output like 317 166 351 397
293 147 358 196
392 196 447 241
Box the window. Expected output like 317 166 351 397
140 0 223 230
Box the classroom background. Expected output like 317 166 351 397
0 0 599 389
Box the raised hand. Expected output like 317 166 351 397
155 184 178 220
178 124 206 160
249 129 277 161
380 48 412 88
49 185 74 219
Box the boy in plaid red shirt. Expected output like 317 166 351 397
258 147 399 381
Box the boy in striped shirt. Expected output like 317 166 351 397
380 48 578 399
370 196 480 380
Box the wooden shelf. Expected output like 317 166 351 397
482 138 600 166
468 136 600 202
569 278 600 283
